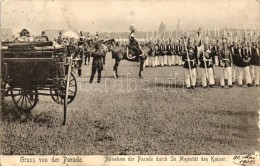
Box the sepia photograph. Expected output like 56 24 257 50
0 0 259 162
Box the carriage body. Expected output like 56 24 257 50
1 41 77 113
2 41 65 88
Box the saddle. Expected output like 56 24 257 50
127 43 144 59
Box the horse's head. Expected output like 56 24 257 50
143 42 156 56
99 44 108 54
102 38 115 52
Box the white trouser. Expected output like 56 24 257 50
175 55 179 65
201 68 215 87
151 57 156 67
167 56 172 66
178 56 182 66
237 66 252 85
155 56 158 66
184 68 197 88
171 55 175 65
164 55 168 66
145 57 149 67
232 66 237 83
160 56 164 66
252 66 260 85
220 66 232 86
250 65 255 82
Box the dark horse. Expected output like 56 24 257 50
103 39 155 79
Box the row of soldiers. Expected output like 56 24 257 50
139 35 259 88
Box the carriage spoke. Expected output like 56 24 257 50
20 95 25 108
16 95 23 104
24 96 28 109
26 95 33 107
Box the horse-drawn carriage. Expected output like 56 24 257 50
1 41 77 125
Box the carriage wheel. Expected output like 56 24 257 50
1 81 6 103
50 73 77 104
10 88 38 112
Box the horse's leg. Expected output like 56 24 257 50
87 56 90 65
84 53 87 65
113 59 120 79
139 59 144 79
78 60 83 77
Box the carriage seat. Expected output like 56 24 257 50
1 41 65 58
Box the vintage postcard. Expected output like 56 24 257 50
0 0 259 165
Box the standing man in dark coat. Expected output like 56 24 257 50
89 44 105 83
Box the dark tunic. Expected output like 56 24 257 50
91 50 105 70
219 45 232 67
251 47 260 66
198 47 214 68
160 44 166 56
166 44 173 56
240 47 251 67
182 46 198 69
155 43 161 56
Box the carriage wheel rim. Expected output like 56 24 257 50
50 73 77 104
11 88 38 112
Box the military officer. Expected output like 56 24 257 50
198 43 215 88
182 38 198 89
176 39 183 66
89 44 105 83
79 31 86 41
160 40 166 66
57 31 63 44
219 36 233 88
155 39 161 66
166 39 173 66
236 40 252 86
251 41 260 86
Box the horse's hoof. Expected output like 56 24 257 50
139 75 144 79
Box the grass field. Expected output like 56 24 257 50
1 53 259 155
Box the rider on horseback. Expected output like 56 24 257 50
128 24 144 59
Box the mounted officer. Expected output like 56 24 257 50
128 24 143 59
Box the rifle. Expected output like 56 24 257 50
202 44 209 80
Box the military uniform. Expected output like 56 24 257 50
160 42 166 66
198 44 215 87
236 43 252 86
90 46 105 83
251 43 260 86
219 40 233 87
176 41 183 66
155 41 161 66
182 43 198 88
163 41 168 66
128 28 143 58
57 32 63 45
166 41 173 66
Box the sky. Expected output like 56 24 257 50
1 0 260 35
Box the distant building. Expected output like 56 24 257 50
159 22 165 39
